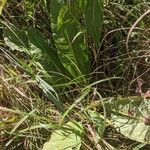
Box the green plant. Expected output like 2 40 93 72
1 0 150 150
2 0 104 87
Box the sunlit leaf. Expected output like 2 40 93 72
111 98 150 144
42 122 83 150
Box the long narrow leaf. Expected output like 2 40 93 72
85 0 103 49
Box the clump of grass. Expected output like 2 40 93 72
0 53 61 149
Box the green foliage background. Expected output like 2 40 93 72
0 0 150 149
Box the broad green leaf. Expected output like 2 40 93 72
0 0 7 15
3 27 29 52
3 26 41 58
50 1 91 76
85 0 103 49
27 28 72 82
111 98 150 144
42 122 83 150
57 6 69 30
4 26 72 84
49 0 64 24
51 2 91 80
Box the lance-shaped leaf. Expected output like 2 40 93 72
50 2 91 80
27 28 72 82
85 0 103 49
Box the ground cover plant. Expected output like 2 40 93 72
0 0 150 149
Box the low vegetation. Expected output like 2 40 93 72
0 0 150 149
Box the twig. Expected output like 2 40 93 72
87 124 102 150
